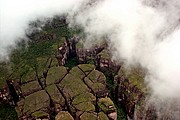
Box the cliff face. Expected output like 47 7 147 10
114 67 145 119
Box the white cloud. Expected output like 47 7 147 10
1 0 180 118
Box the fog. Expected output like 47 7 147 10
1 0 180 118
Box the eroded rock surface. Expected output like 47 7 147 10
0 17 150 120
14 64 116 120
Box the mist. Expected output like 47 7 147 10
1 0 180 118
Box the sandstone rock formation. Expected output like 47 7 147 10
0 17 151 120
13 64 117 120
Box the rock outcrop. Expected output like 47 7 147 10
13 64 117 120
113 66 157 119
0 17 152 120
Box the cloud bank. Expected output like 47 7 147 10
1 0 180 118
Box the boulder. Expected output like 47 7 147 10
45 84 65 112
80 112 98 120
55 111 74 120
21 81 42 96
23 90 50 114
46 66 67 85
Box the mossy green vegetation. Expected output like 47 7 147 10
98 97 116 113
23 90 50 114
98 49 110 59
21 81 41 96
0 17 133 120
74 101 95 112
45 84 65 105
72 92 95 105
32 111 49 119
65 57 78 69
0 18 70 89
46 66 67 85
59 73 90 99
78 64 96 75
115 104 127 120
70 66 85 79
84 70 107 93
55 111 74 120
72 92 96 112
118 66 145 91
87 70 106 84
0 62 11 88
99 112 109 120
0 104 18 120
80 112 98 120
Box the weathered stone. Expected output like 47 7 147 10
84 70 107 95
80 112 98 120
55 111 74 120
74 101 95 112
98 112 109 120
87 70 106 84
20 70 37 84
56 41 69 66
78 64 96 75
45 84 65 111
21 81 42 96
46 66 67 85
23 90 50 114
15 99 25 117
72 92 96 105
32 111 49 119
59 74 90 103
35 57 50 78
98 97 116 114
84 77 106 94
70 66 85 79
115 66 145 119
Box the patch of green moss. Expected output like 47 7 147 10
23 90 50 114
46 66 67 85
84 77 94 87
98 49 110 59
72 92 96 105
70 66 85 79
20 69 37 83
98 112 109 120
6 28 69 83
55 111 74 120
98 98 116 113
78 64 96 75
21 81 41 96
87 70 106 84
0 62 11 88
75 102 95 111
45 84 65 105
84 77 106 94
74 102 95 112
114 104 126 120
15 99 25 117
0 104 18 120
80 112 98 120
91 83 106 93
118 66 145 91
32 111 49 119
59 74 90 99
35 57 49 78
65 58 78 69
